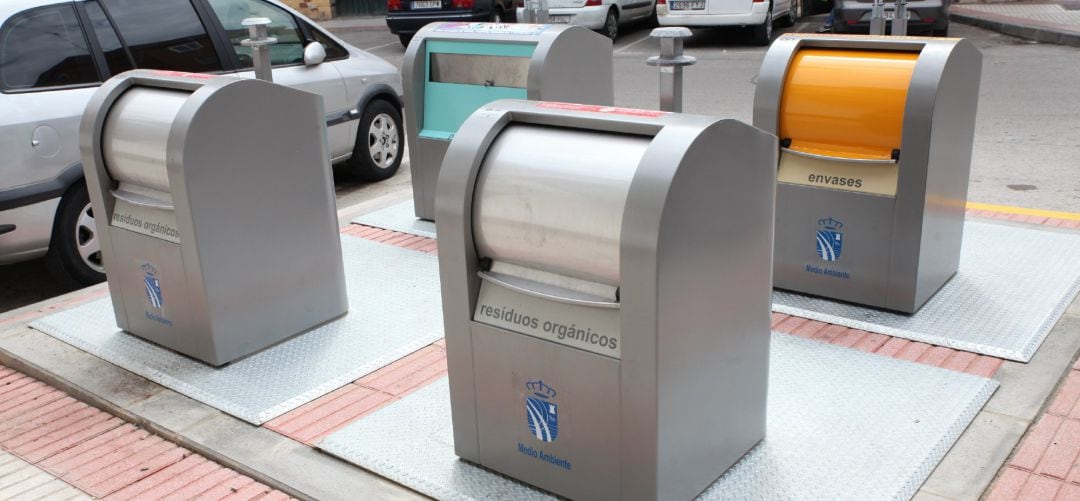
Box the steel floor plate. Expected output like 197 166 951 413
319 334 997 501
30 237 444 424
351 201 436 239
774 220 1080 362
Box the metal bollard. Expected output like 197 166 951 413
646 27 696 113
241 17 277 82
522 0 549 24
869 0 886 35
892 0 909 36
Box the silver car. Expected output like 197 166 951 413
0 0 404 286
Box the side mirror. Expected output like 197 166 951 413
304 42 326 66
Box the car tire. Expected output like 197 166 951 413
398 34 413 47
490 6 504 22
933 24 949 36
778 0 797 26
346 99 404 182
752 5 773 45
46 182 105 287
602 8 619 40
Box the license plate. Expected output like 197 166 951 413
670 1 706 10
883 10 910 19
548 15 572 23
411 0 441 8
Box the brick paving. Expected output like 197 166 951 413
0 366 290 500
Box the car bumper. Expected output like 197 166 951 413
0 198 59 265
515 6 609 30
386 11 492 34
657 4 769 26
834 3 947 32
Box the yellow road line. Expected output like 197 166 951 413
967 202 1080 221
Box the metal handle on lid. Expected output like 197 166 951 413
781 147 898 165
477 271 620 310
110 189 175 210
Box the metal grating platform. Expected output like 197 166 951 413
774 220 1080 362
319 334 997 501
30 237 444 424
351 201 436 239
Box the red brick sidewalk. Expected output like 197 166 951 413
0 365 291 500
987 359 1080 500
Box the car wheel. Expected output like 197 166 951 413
603 8 619 40
346 99 404 182
752 5 773 45
46 182 105 287
490 6 504 22
779 0 797 26
398 34 413 48
933 24 949 36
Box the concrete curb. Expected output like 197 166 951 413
950 7 1080 47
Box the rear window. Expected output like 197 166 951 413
100 0 224 73
0 5 99 91
84 1 134 76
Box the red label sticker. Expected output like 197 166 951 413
536 102 667 118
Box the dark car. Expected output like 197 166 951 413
386 0 518 46
833 0 949 36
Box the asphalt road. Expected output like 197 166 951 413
2 18 1077 313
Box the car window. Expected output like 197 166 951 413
0 5 98 91
207 0 305 67
84 1 134 76
100 0 223 73
306 24 348 61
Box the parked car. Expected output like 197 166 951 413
387 0 518 47
516 0 656 40
832 0 948 36
656 0 798 45
0 0 405 286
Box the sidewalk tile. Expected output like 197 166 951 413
772 316 807 334
1038 420 1080 479
63 436 168 483
192 474 254 499
163 468 237 499
40 426 148 475
789 320 828 338
809 323 848 344
1020 474 1063 499
82 446 188 497
875 337 911 358
895 342 933 362
1049 371 1080 416
101 454 209 500
1055 482 1080 501
1012 414 1066 471
851 332 890 353
829 328 868 348
918 346 955 367
942 351 979 373
4 407 101 450
966 356 1005 378
16 416 124 463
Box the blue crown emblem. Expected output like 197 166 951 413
526 380 556 400
815 217 844 262
818 217 844 231
525 380 558 442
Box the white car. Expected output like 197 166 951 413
0 0 404 286
517 0 657 39
657 0 799 44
